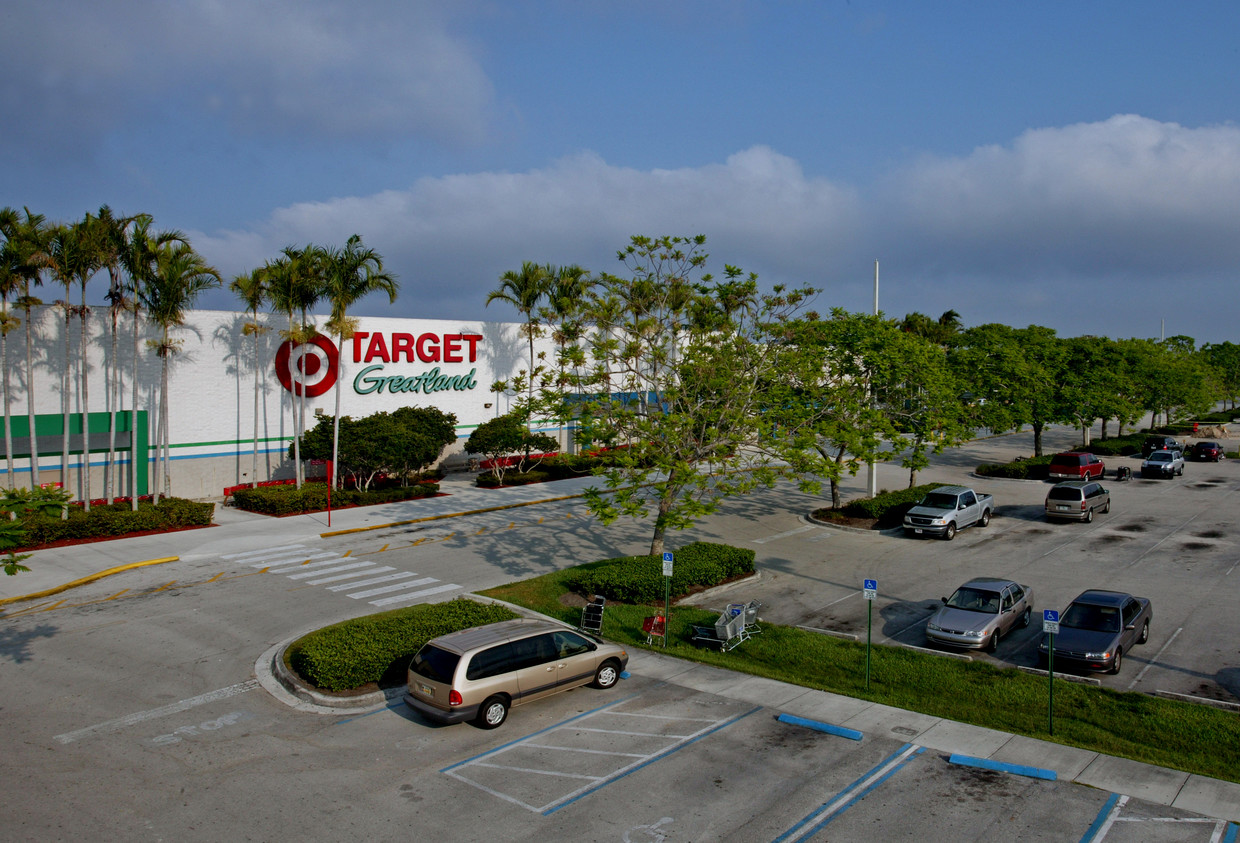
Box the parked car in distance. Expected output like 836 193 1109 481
1142 435 1183 457
1191 441 1225 462
1048 451 1105 480
404 618 628 729
1141 449 1184 478
1038 589 1152 674
925 577 1033 652
1045 480 1110 522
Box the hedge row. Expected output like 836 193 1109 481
564 541 756 604
976 455 1053 480
288 598 518 691
18 497 215 548
838 483 948 528
231 482 439 516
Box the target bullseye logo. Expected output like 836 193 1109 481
275 335 339 397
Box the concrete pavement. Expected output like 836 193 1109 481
5 440 1240 825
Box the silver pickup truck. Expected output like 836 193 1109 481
903 485 994 540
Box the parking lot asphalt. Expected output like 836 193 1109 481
8 423 1240 825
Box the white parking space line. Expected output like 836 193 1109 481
441 697 757 814
752 526 818 544
1128 626 1183 690
54 680 259 744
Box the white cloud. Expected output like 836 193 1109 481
191 116 1240 341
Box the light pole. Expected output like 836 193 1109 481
867 259 879 498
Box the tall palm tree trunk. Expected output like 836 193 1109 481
61 305 72 517
252 326 260 488
131 304 141 510
2 305 12 491
107 306 119 503
80 292 91 510
24 305 39 492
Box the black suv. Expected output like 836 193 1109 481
1142 435 1183 458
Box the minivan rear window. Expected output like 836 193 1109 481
410 645 460 683
1048 487 1083 501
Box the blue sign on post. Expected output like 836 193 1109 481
1043 609 1060 634
863 579 877 600
662 552 673 577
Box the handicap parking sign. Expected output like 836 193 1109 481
863 579 877 600
1043 609 1060 635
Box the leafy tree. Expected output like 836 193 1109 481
321 235 398 488
464 411 557 485
0 207 22 489
538 235 822 556
297 406 457 490
1202 342 1240 410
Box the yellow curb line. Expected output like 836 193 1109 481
319 493 586 538
0 556 180 607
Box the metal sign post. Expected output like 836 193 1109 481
863 579 877 690
661 552 673 647
1043 609 1060 735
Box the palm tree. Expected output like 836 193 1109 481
94 206 140 503
542 264 591 449
487 261 550 407
264 247 323 488
10 209 49 492
229 268 269 489
124 219 187 507
0 208 22 489
39 220 101 512
321 235 397 486
143 242 220 502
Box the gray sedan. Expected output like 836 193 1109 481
1037 589 1152 674
926 577 1034 652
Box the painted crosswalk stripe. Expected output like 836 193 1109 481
347 576 437 599
221 545 307 560
326 571 421 592
369 583 461 607
307 566 392 585
286 561 375 580
249 551 336 567
267 553 342 571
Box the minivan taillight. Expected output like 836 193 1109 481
1080 500 1088 511
449 689 463 707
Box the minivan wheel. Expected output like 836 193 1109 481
1102 499 1111 513
592 659 621 689
1084 508 1094 523
475 696 509 729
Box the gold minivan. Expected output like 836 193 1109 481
403 618 629 729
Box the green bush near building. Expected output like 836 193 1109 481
286 598 518 692
231 481 440 516
825 483 948 528
17 497 215 548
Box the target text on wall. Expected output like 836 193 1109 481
276 331 484 398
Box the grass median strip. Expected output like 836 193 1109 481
478 567 1240 785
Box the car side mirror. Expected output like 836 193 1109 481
941 597 948 604
1125 623 1135 630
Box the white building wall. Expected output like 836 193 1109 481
0 306 557 500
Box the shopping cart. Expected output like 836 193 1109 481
579 596 606 634
641 613 666 646
690 602 756 652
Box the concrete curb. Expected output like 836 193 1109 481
0 556 179 607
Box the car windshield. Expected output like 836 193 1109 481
945 587 1001 614
919 493 957 510
1061 602 1121 633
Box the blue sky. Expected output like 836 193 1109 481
4 1 1239 343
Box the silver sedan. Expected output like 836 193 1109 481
926 577 1034 652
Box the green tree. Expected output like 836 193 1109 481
540 235 822 556
297 406 456 490
464 411 557 486
487 261 550 407
1202 342 1240 410
143 243 220 501
0 208 22 490
320 235 397 488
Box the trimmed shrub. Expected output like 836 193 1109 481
839 483 948 528
975 455 1052 480
17 498 215 548
287 598 518 691
564 541 756 604
1085 435 1143 456
476 470 551 488
231 482 439 516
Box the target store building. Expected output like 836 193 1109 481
4 307 557 501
